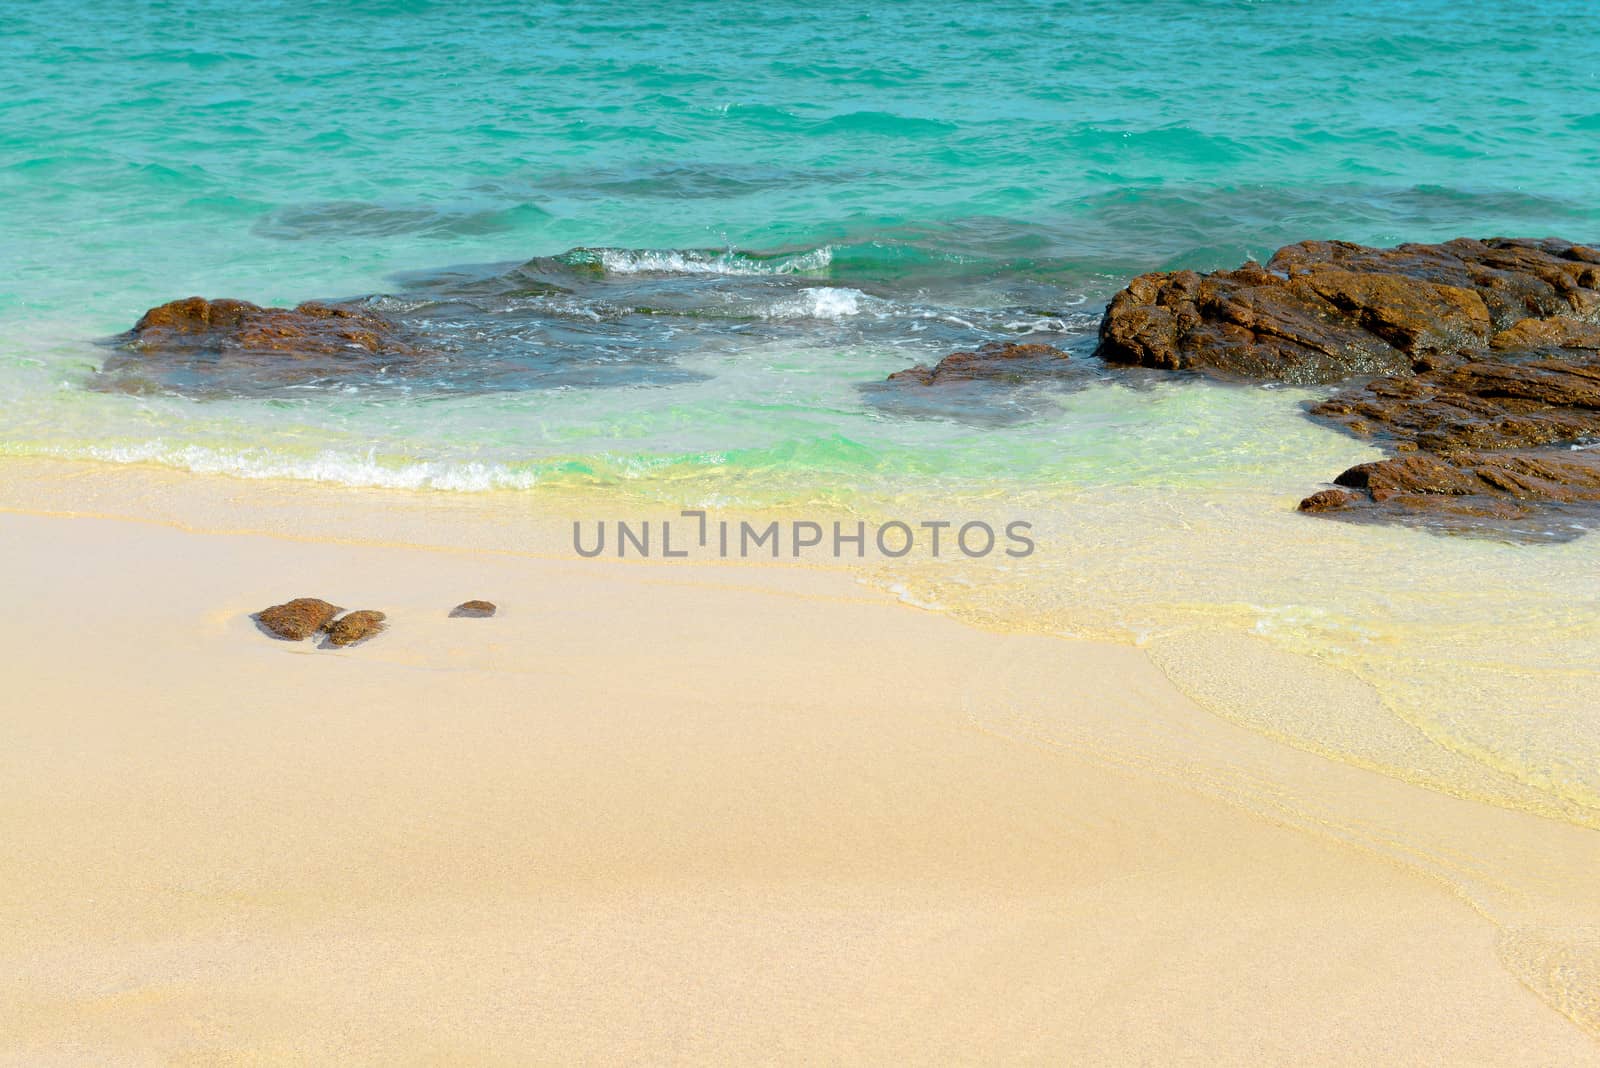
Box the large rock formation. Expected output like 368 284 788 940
1097 238 1600 537
1097 238 1600 384
100 296 424 396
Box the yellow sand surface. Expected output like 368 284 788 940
0 459 1595 1065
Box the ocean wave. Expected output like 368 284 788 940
557 245 835 277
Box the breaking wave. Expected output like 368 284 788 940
556 245 836 277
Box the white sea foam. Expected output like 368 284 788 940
1001 317 1071 333
884 581 943 611
760 287 868 320
594 246 834 276
53 442 545 492
23 438 758 493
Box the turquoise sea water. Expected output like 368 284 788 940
4 3 1600 839
3 1 1600 489
3 0 1600 497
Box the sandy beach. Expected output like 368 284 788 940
1 458 1595 1064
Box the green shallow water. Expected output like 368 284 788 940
3 0 1600 938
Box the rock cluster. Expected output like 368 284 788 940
255 599 499 647
123 238 1600 539
1096 238 1600 536
254 598 383 648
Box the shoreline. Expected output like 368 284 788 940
1 457 1596 1061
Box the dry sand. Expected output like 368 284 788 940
0 459 1595 1065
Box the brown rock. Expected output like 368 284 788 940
450 600 497 618
129 297 410 356
1095 237 1600 384
256 598 341 641
1489 317 1600 351
134 296 259 333
1297 489 1358 513
887 342 1071 385
325 610 387 647
100 296 424 397
1319 450 1600 530
1333 454 1488 500
1309 352 1600 453
1303 344 1600 535
1096 237 1600 536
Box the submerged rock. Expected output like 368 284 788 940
325 610 387 647
1096 237 1600 538
99 296 425 397
1096 238 1600 385
449 600 497 618
256 597 341 641
885 341 1072 385
865 340 1095 427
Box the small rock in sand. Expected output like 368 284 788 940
325 610 387 647
257 597 341 641
450 600 497 618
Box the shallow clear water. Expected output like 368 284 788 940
5 0 1600 485
3 3 1600 827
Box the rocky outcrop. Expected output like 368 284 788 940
1096 238 1600 385
256 598 341 641
1310 349 1600 451
1300 347 1600 534
450 600 497 618
325 610 387 647
1321 451 1600 524
886 342 1072 385
100 297 423 396
1097 237 1600 537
